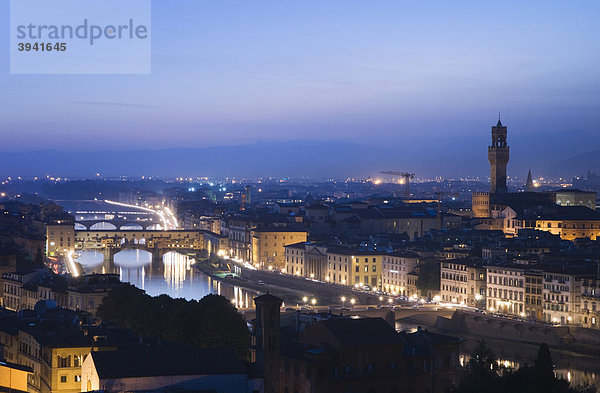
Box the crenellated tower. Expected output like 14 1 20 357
488 117 509 194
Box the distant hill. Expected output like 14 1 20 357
550 150 600 178
1 134 598 179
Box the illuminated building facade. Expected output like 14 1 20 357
440 258 486 307
250 227 307 270
284 242 306 276
542 268 583 325
381 251 420 295
501 205 600 240
46 224 74 257
485 265 525 317
524 270 544 321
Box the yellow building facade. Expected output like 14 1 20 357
46 224 75 257
251 228 307 270
349 252 384 289
0 361 31 393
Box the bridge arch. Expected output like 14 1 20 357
120 224 144 231
90 221 118 230
74 223 87 230
113 248 152 266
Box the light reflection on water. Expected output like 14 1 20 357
76 249 258 307
396 322 600 388
458 353 598 388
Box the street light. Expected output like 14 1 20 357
341 296 346 308
350 298 356 307
311 298 317 305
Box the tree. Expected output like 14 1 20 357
34 247 44 267
456 342 593 393
97 285 251 360
457 340 502 393
415 259 440 298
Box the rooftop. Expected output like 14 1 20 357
90 347 247 379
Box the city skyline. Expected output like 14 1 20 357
3 2 600 393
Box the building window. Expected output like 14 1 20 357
60 376 67 383
58 355 71 368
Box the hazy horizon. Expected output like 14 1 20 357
1 135 599 179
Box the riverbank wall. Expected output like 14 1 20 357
434 310 600 354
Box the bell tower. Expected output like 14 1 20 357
488 116 509 194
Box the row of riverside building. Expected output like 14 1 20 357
284 239 600 328
439 257 600 327
284 242 423 297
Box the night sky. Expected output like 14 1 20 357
1 1 599 177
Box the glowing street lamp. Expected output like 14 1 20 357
341 296 346 308
311 298 317 306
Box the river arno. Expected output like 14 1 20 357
76 249 258 309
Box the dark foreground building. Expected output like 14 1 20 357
254 294 462 393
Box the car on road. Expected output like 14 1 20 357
258 280 265 285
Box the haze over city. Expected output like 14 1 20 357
1 1 600 178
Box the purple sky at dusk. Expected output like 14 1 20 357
1 0 599 177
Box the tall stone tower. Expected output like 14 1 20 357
488 117 509 194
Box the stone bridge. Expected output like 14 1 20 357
75 220 159 230
75 229 209 269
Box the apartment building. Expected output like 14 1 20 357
485 264 526 317
381 251 420 296
440 258 486 308
580 277 600 329
284 242 306 277
46 224 75 257
324 247 353 285
250 227 308 270
542 267 585 325
524 270 544 321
